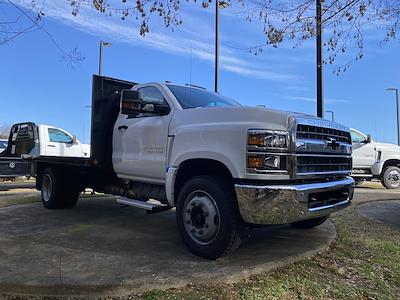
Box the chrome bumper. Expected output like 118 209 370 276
235 177 354 225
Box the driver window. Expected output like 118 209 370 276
138 87 167 105
350 130 365 143
48 128 72 143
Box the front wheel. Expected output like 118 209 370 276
176 176 243 259
291 216 329 229
381 166 400 189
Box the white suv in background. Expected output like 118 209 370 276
351 128 400 189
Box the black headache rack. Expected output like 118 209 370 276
0 122 37 178
90 75 137 173
0 75 138 179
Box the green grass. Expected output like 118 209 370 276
136 205 400 300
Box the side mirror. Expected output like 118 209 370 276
120 89 170 116
361 134 372 144
366 134 372 143
121 90 140 115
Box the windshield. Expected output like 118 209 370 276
167 85 241 109
0 140 7 149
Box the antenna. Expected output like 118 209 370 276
189 44 193 105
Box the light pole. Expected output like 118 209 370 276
386 87 400 145
325 110 334 122
316 0 324 118
215 1 229 93
98 40 112 76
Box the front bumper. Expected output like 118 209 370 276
235 176 354 225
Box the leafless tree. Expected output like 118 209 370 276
0 0 84 67
70 0 399 72
0 123 11 139
241 0 400 73
2 1 398 72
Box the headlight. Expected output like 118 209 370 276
248 130 288 150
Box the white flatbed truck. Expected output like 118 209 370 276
0 75 355 259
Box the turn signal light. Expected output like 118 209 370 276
248 135 265 146
247 156 264 168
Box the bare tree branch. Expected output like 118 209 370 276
0 1 84 67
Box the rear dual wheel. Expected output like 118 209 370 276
41 168 80 209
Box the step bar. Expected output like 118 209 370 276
116 197 171 214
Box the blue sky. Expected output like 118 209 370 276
1 0 399 144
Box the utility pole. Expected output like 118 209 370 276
215 0 219 93
215 1 229 93
316 0 324 118
386 88 400 145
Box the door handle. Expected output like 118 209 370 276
47 145 56 148
118 125 128 131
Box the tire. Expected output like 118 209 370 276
176 176 243 259
41 168 79 209
291 216 329 229
380 166 400 189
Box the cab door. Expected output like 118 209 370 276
113 85 173 182
351 129 376 168
46 128 82 157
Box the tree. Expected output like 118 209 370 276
0 124 11 139
70 0 399 72
0 0 84 67
243 0 400 73
2 1 399 71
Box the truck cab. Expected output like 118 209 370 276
37 125 90 158
351 128 400 188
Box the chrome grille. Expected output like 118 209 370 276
297 156 351 174
297 124 351 143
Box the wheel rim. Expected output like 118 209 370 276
387 169 400 187
183 190 220 246
42 174 52 202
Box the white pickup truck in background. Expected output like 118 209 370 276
0 124 89 181
0 139 7 153
6 124 90 158
35 124 90 158
351 128 400 189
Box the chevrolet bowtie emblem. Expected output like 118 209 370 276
326 138 340 150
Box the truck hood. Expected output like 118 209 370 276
375 141 400 152
171 106 314 132
170 106 345 133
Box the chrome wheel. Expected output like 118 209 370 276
42 174 53 202
183 190 220 246
387 169 400 187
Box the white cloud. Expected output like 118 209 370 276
11 0 300 82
